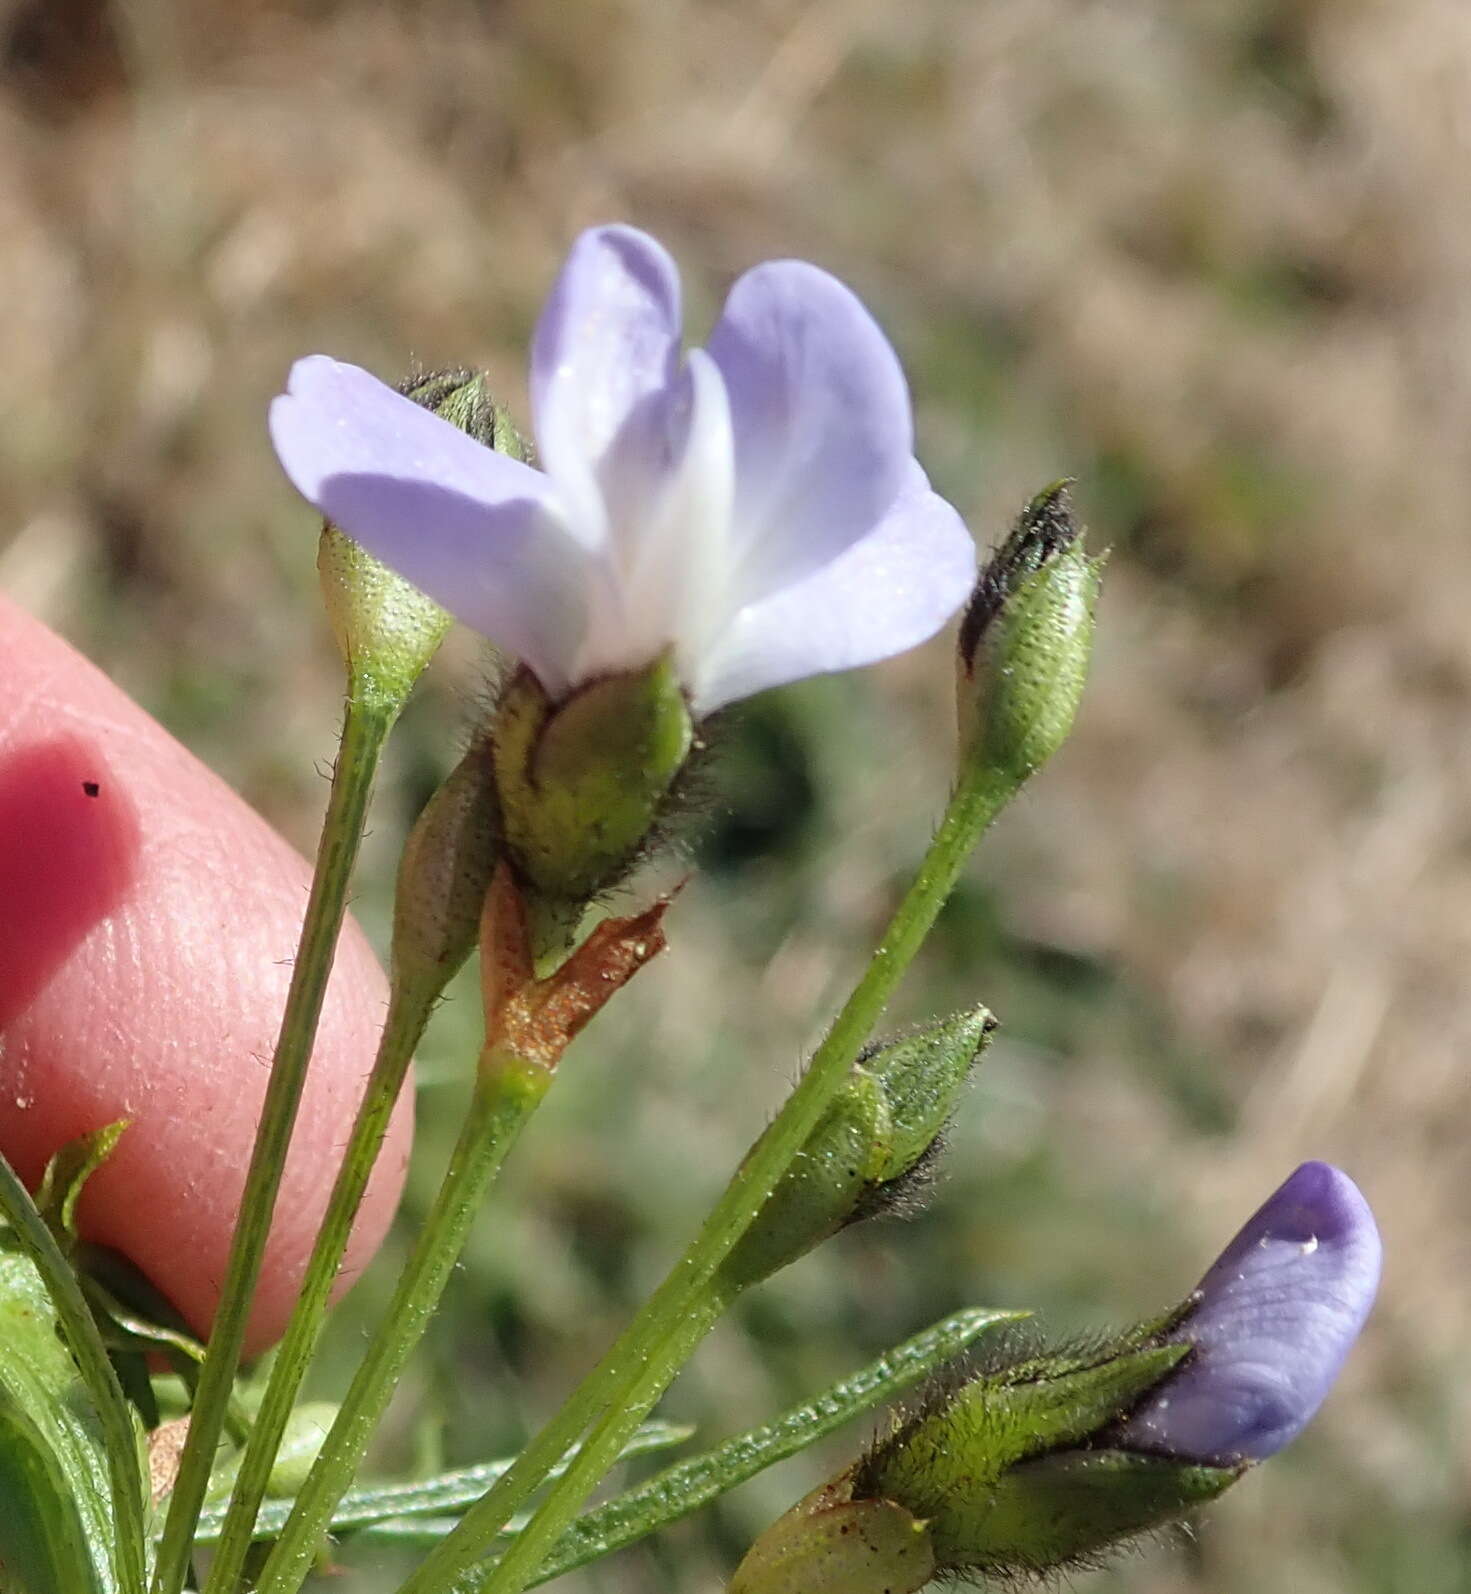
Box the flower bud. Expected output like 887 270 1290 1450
732 1337 1233 1592
956 482 1102 787
718 1070 890 1296
318 370 530 712
390 742 501 993
490 654 694 959
855 1338 1235 1576
727 1481 934 1594
860 1007 996 1187
717 1009 993 1296
1116 1161 1381 1463
730 1162 1379 1589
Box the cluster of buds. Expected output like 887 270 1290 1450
730 1163 1380 1592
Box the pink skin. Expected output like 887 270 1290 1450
0 592 411 1356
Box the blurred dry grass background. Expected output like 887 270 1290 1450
1 0 1468 1589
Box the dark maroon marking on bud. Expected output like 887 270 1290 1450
958 480 1078 667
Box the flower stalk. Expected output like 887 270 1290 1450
153 371 515 1594
248 874 670 1594
199 979 450 1594
150 694 392 1594
393 756 1024 1594
248 1041 553 1594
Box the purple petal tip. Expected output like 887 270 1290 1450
1120 1162 1381 1464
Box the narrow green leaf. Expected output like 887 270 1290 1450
187 1421 693 1544
89 1282 207 1367
0 1231 121 1593
34 1121 130 1245
517 1306 1024 1589
79 1263 252 1444
338 1514 463 1547
203 1403 342 1507
0 1152 147 1594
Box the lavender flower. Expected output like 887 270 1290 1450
1119 1161 1382 1463
269 226 976 713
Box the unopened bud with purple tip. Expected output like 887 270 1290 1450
729 1162 1381 1592
1117 1159 1381 1464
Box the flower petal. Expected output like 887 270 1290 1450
270 357 589 695
530 225 684 543
1120 1162 1382 1464
706 260 913 603
693 462 975 712
571 350 736 684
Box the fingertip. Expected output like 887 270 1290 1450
0 593 412 1352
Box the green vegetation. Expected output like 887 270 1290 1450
0 3 1452 1588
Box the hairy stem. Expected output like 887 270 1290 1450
201 970 438 1594
515 1307 1017 1589
249 1047 552 1594
400 762 1017 1594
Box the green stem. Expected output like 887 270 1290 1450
190 1422 690 1545
473 1292 755 1594
0 1152 148 1594
250 1048 552 1594
201 971 439 1594
514 1306 1017 1590
150 698 392 1594
401 762 1017 1594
